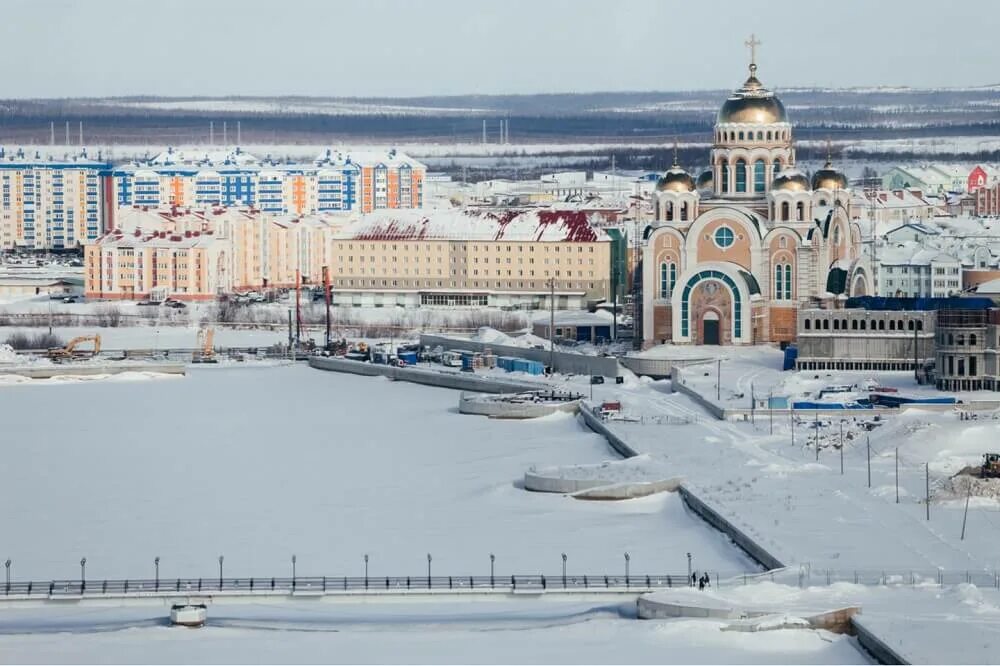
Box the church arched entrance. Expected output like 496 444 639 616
702 310 721 345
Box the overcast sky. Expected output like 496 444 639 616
3 0 998 98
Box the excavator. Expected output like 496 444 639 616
193 328 217 364
47 335 101 362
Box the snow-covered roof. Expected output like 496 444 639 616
333 209 610 243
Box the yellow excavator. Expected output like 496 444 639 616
47 335 101 362
193 328 217 364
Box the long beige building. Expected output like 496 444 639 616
328 209 612 309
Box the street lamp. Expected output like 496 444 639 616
624 552 630 585
80 557 87 592
218 555 224 590
427 553 432 589
561 553 567 588
292 555 297 590
4 559 10 592
686 552 692 585
489 553 495 588
364 554 369 589
154 556 160 591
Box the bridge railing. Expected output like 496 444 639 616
3 574 688 598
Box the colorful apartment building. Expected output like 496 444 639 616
110 148 422 216
0 150 111 250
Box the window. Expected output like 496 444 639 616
754 160 766 192
659 262 676 299
781 201 790 221
971 333 978 346
714 227 735 248
721 163 729 193
784 264 792 299
735 159 747 192
805 319 811 330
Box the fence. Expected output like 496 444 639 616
2 573 690 599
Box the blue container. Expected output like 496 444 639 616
524 360 545 376
783 346 798 371
462 356 475 370
398 351 418 365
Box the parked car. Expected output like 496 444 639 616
61 295 79 303
164 299 187 309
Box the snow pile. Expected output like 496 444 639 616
939 474 1000 506
0 344 19 364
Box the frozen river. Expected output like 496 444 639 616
0 364 751 582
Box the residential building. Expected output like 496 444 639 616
642 55 871 348
974 180 1000 217
0 150 111 250
935 307 1000 391
84 207 345 300
878 243 961 297
110 147 424 217
881 165 964 194
968 165 998 192
328 208 612 309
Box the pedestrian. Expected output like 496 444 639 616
691 571 697 587
703 573 711 588
698 576 705 591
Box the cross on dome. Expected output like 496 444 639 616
745 34 761 76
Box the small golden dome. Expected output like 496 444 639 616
717 66 787 125
696 169 713 191
772 168 809 192
811 159 848 190
656 156 695 192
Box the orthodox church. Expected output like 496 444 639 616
642 41 871 348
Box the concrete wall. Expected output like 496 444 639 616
670 365 726 420
309 356 542 394
619 356 714 379
852 616 911 665
419 334 621 378
577 404 640 458
677 485 787 571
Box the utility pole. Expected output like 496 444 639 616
914 319 919 382
839 420 844 475
961 480 971 540
548 277 555 373
323 265 331 349
79 121 83 146
50 121 54 146
295 268 302 347
867 432 872 488
926 462 930 521
237 120 241 145
223 121 227 145
769 390 773 435
210 121 214 145
716 359 721 401
65 121 69 145
814 410 819 461
895 447 900 503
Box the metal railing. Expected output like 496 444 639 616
2 573 687 599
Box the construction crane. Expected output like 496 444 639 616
47 335 101 362
193 328 217 364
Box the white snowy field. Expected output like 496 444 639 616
0 364 751 582
0 599 864 665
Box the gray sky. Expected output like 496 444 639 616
4 0 998 98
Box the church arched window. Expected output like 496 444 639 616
665 202 673 221
781 201 790 221
680 202 688 221
756 131 763 140
796 202 804 221
721 163 729 194
659 262 676 299
766 131 772 141
738 131 744 141
735 159 747 192
785 264 792 299
754 160 766 192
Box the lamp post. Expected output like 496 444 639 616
218 555 224 590
686 552 692 585
489 553 495 588
716 359 721 401
80 557 86 593
292 555 297 590
427 553 432 589
561 553 567 588
364 554 369 589
5 559 10 592
624 552 630 585
154 556 160 591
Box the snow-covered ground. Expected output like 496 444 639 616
0 365 749 582
0 599 864 665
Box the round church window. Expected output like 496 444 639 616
714 226 735 249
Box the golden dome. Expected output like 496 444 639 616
696 169 713 191
811 159 848 190
772 168 809 192
717 66 787 124
656 156 695 192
